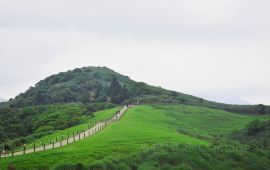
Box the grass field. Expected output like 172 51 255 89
14 107 119 151
152 105 270 136
0 105 269 170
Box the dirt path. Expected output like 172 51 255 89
1 105 129 158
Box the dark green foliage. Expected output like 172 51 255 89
1 66 268 114
84 102 115 115
8 136 33 148
0 102 115 144
231 119 270 149
7 67 132 107
107 77 130 104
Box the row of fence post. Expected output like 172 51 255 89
0 106 127 158
0 121 96 158
0 123 104 158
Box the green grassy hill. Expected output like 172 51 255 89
2 66 270 113
1 66 269 143
0 66 270 169
0 105 269 170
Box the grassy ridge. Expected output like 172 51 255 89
0 105 269 169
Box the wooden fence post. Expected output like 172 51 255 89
52 141 54 149
73 131 75 142
0 149 2 158
67 133 69 144
12 149 14 156
43 144 45 151
23 146 26 155
60 136 63 147
84 133 86 139
34 141 36 153
79 134 81 140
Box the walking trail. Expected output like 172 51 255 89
0 105 129 158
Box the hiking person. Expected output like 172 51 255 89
3 144 9 155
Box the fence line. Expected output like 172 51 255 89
0 105 130 158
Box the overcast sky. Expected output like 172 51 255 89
0 0 270 105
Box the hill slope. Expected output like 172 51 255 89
3 66 270 115
1 66 270 142
0 105 269 170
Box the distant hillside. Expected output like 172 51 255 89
0 98 6 103
3 66 270 115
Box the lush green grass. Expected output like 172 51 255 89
0 105 208 169
16 107 119 151
0 102 115 146
153 105 270 136
0 104 269 170
83 144 270 170
24 108 117 149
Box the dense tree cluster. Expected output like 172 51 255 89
6 67 163 107
0 102 115 144
2 66 269 115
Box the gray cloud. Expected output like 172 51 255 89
0 0 269 104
